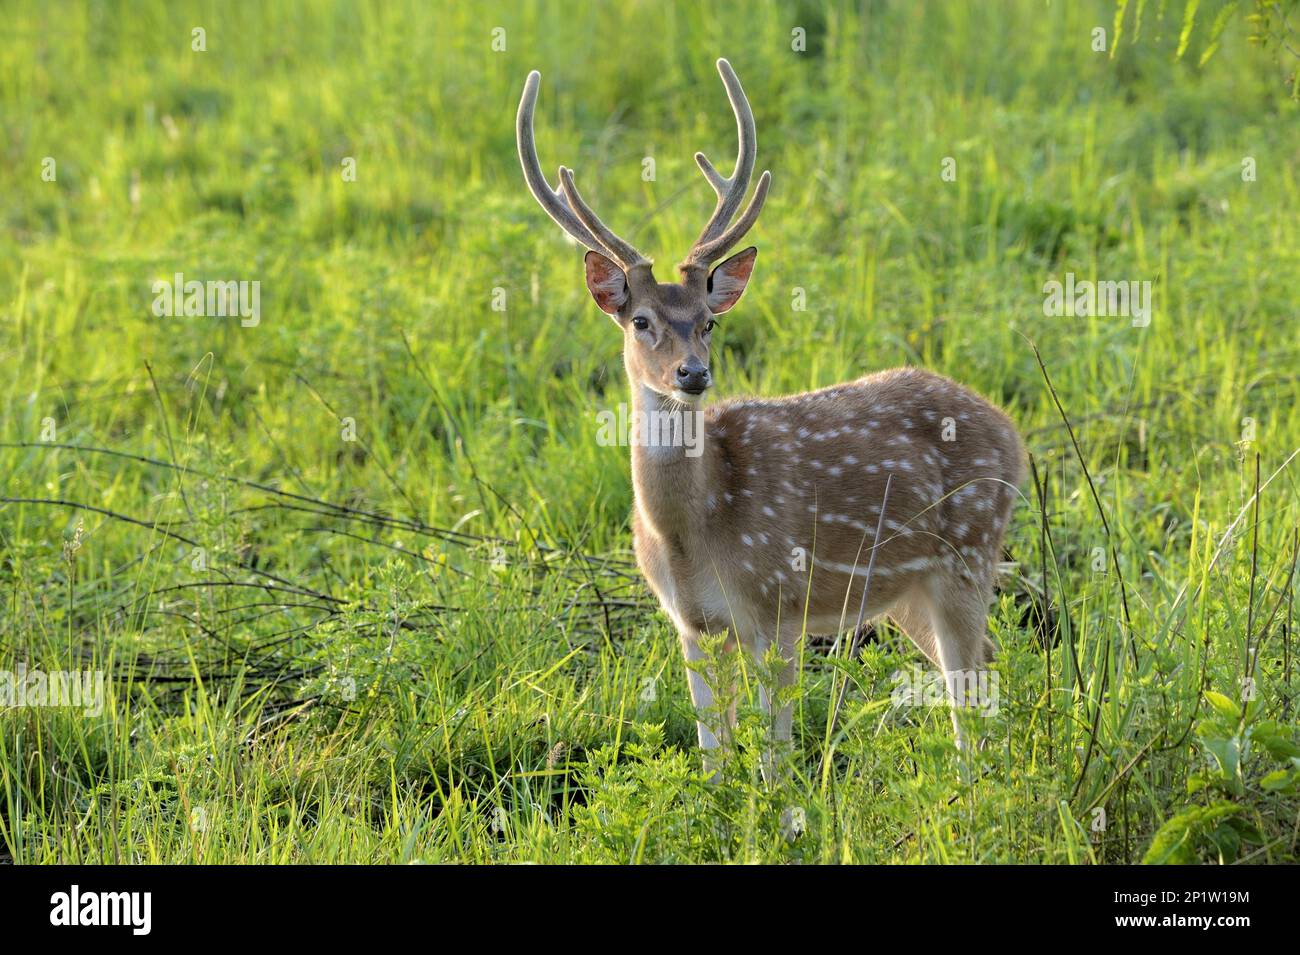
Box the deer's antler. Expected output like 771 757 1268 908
516 70 650 271
679 59 771 274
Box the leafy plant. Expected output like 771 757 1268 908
1144 691 1300 863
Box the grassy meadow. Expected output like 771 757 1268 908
2 0 1299 863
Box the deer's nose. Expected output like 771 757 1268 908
675 362 710 394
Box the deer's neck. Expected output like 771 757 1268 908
628 384 717 546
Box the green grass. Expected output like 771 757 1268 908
2 0 1298 864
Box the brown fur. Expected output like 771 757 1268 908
633 367 1024 641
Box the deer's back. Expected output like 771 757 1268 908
653 367 1023 636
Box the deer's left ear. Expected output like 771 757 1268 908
706 246 757 314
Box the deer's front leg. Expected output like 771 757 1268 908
679 628 737 779
754 628 798 785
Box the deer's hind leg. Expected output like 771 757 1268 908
887 588 942 668
924 573 998 748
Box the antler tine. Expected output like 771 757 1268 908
517 70 649 271
687 169 770 267
558 167 650 270
516 72 604 255
681 58 770 271
694 60 756 238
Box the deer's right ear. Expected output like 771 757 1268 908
584 251 629 314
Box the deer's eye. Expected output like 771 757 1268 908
631 316 650 331
703 319 717 333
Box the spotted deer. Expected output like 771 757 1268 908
516 59 1024 774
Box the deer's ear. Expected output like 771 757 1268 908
706 246 757 314
584 251 629 314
